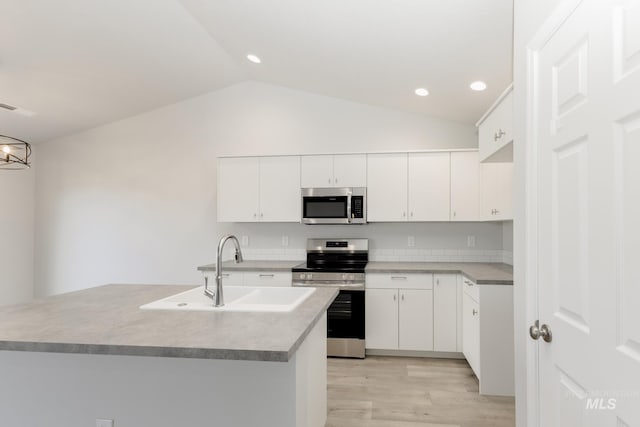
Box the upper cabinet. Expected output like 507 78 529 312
408 153 451 221
367 152 451 222
301 154 367 188
450 151 480 221
218 156 301 222
477 85 513 163
480 162 513 221
367 153 408 221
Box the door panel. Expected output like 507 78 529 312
333 154 367 187
259 156 300 222
367 153 407 221
217 157 259 222
365 289 398 350
399 289 433 351
408 152 450 221
450 151 479 221
301 155 333 188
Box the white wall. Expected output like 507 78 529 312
0 164 35 305
513 1 563 426
35 81 498 297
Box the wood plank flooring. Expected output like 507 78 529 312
326 356 515 427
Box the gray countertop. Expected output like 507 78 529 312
0 284 337 362
198 260 302 272
198 260 513 284
366 262 513 285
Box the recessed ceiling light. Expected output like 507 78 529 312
415 88 429 97
470 81 487 91
247 54 261 64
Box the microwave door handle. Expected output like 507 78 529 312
347 194 352 223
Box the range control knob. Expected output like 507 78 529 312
342 273 347 280
308 273 313 280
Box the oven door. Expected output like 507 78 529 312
327 290 365 340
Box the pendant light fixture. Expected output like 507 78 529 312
0 135 31 170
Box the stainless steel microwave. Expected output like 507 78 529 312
301 187 367 224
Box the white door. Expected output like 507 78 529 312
301 155 333 188
398 289 433 351
217 157 259 222
367 153 408 221
259 156 300 222
531 0 640 425
433 274 458 352
333 154 367 187
365 289 399 350
407 152 451 221
450 151 480 221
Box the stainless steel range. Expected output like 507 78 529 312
292 238 368 358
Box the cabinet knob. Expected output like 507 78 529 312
453 211 456 218
402 212 406 218
253 213 257 218
410 212 413 217
328 178 331 184
260 213 263 218
401 294 405 301
335 178 338 184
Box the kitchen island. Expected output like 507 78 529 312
0 284 337 427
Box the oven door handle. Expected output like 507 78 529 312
292 282 365 290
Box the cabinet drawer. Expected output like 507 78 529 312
366 273 433 290
244 271 292 287
203 271 243 286
462 276 479 302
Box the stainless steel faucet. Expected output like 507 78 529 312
204 234 243 307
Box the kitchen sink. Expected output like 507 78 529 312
140 285 315 313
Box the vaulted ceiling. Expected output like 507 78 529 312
0 0 513 143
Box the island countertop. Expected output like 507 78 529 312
0 284 337 362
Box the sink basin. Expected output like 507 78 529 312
140 286 315 313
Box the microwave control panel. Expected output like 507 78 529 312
351 196 364 218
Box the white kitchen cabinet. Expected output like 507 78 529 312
462 276 514 396
450 151 480 221
366 273 434 351
478 86 513 163
365 288 399 350
203 271 292 287
480 162 513 221
217 156 300 222
398 289 434 351
301 154 366 188
433 274 458 352
367 153 408 221
218 157 260 222
408 152 451 221
259 156 301 222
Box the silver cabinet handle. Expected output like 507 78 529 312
472 309 478 316
401 294 404 301
494 129 506 141
222 273 230 277
402 212 406 217
253 213 257 218
335 178 338 184
260 213 264 218
391 276 407 280
410 212 413 217
259 274 274 278
436 279 440 285
328 178 331 183
393 294 396 301
464 280 473 286
529 320 552 342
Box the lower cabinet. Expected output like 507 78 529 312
462 276 514 396
366 273 448 352
433 274 458 352
202 271 292 287
365 287 433 351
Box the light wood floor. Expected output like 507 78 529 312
326 356 515 427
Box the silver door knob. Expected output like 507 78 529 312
529 320 552 343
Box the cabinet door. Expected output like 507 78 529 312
333 154 367 187
462 292 481 378
367 153 408 221
399 289 433 351
450 151 480 221
365 289 399 350
301 155 333 188
408 152 451 221
480 162 513 220
259 156 301 222
433 274 458 352
479 89 513 162
217 157 260 222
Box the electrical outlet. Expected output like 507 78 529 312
467 235 476 247
241 236 249 247
282 236 289 247
407 236 415 247
96 419 114 427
